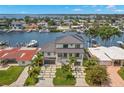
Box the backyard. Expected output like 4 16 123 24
0 66 24 86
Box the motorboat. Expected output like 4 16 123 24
0 41 8 46
26 40 38 47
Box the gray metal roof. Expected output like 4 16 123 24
55 34 84 44
41 41 55 52
41 34 84 52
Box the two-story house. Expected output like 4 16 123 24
10 21 26 30
41 34 84 66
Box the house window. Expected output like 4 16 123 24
58 53 62 57
69 53 72 57
63 44 68 48
63 53 67 58
47 52 50 56
75 53 80 57
22 61 25 64
75 44 80 48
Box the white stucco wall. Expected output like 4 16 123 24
17 61 31 66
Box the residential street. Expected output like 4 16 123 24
9 66 29 87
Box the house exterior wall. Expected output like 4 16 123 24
99 61 112 66
17 61 31 66
56 53 83 65
44 52 56 57
56 44 83 49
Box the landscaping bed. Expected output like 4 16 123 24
118 67 124 80
24 66 41 86
53 65 76 86
0 66 24 86
24 52 43 86
83 57 108 86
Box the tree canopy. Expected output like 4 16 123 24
85 65 108 86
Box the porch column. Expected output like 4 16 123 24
112 61 114 66
121 61 123 67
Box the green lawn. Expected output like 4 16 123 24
118 67 124 80
0 66 24 86
53 68 76 86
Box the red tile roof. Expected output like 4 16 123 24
0 48 39 62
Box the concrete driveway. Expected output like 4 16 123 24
35 65 58 87
107 66 124 87
73 66 88 87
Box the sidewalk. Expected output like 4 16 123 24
9 66 29 87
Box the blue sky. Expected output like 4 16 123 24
0 5 124 14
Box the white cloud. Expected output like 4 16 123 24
106 5 124 13
73 8 83 11
96 9 101 12
106 5 116 9
113 9 124 12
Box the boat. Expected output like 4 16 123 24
46 29 50 32
26 40 39 47
39 30 42 33
27 29 32 32
0 41 8 46
77 29 81 34
117 41 124 45
63 30 66 33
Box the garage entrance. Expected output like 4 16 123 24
74 62 81 66
44 58 56 64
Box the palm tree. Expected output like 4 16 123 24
85 26 99 47
98 25 121 46
69 56 76 66
31 52 44 67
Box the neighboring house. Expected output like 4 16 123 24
0 20 9 29
57 26 70 30
25 23 38 30
0 47 40 66
37 21 48 28
10 21 25 30
41 34 84 66
88 46 124 66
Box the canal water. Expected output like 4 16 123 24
0 31 124 47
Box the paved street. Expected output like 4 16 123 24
9 66 29 87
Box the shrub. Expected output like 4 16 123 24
85 65 108 86
118 67 124 80
24 76 38 86
83 58 98 67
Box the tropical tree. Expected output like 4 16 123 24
85 26 99 47
32 52 44 66
98 25 121 46
24 16 30 24
83 57 98 67
85 65 108 86
69 56 76 66
85 25 121 47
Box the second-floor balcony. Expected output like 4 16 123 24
56 44 83 49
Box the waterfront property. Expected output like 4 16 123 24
88 46 124 66
10 21 26 31
0 47 40 66
41 34 84 66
